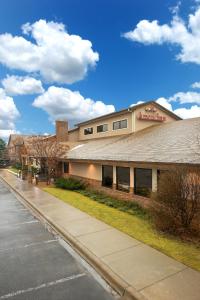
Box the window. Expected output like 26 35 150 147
97 124 108 133
84 127 93 135
134 168 152 197
113 119 127 130
63 162 69 173
102 165 113 188
116 167 130 192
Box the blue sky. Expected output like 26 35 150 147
0 0 200 139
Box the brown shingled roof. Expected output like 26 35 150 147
66 117 200 165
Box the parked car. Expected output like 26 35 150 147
0 160 9 168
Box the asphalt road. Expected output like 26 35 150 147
0 180 116 300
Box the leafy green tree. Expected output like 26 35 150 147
0 138 6 159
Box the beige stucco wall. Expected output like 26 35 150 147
134 105 177 132
78 112 133 140
69 161 159 194
68 129 79 142
70 162 102 181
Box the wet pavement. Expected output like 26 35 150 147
0 180 115 300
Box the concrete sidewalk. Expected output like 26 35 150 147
1 170 200 300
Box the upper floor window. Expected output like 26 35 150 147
84 127 93 135
97 124 108 133
113 119 127 130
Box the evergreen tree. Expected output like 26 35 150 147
0 138 6 159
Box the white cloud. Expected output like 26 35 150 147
155 91 200 119
169 91 200 104
2 75 44 95
191 81 200 88
169 1 181 16
0 19 99 84
174 105 200 118
0 129 20 140
0 88 20 139
130 101 144 107
123 7 200 65
32 86 115 123
156 97 173 111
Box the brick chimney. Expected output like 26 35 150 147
56 120 68 142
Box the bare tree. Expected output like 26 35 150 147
151 166 200 238
26 136 69 184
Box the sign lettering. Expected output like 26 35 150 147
137 111 166 122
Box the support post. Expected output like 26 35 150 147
113 166 116 190
129 167 134 194
152 168 158 192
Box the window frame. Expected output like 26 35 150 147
116 166 130 193
113 119 128 131
97 124 108 133
84 127 93 135
63 162 69 174
102 165 113 188
134 168 152 197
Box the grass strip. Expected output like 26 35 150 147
43 187 200 271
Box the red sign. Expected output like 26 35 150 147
137 111 166 122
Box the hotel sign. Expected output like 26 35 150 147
137 106 166 122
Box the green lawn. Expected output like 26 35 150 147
43 187 200 271
8 167 19 174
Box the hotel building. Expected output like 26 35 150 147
55 101 200 200
8 101 200 201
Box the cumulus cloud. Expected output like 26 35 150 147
2 75 44 95
174 105 200 118
130 101 144 107
156 91 200 119
0 129 20 140
191 81 200 88
169 1 181 16
32 86 115 123
123 7 200 65
0 19 99 84
0 88 20 139
168 91 200 104
156 97 173 111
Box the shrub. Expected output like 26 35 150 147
79 189 149 219
13 162 22 170
31 166 39 175
55 177 86 190
151 167 200 237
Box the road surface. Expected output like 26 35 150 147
0 180 116 300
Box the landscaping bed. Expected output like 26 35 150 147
43 186 200 272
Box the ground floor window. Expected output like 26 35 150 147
134 168 152 197
116 167 130 192
63 162 69 173
102 165 113 188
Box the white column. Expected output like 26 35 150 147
113 165 116 189
130 167 134 193
152 168 158 192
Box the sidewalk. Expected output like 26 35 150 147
1 170 200 300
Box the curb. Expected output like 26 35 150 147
0 173 147 300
